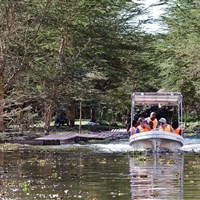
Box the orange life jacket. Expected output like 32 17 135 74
136 125 150 133
159 124 173 132
147 117 158 129
174 128 182 135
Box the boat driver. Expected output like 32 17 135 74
159 118 174 133
135 117 151 133
146 112 159 129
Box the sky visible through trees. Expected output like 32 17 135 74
137 0 167 33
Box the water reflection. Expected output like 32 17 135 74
1 142 200 199
0 151 131 200
129 153 184 199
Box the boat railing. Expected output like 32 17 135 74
149 128 184 137
150 128 159 131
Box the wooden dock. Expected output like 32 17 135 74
35 130 128 145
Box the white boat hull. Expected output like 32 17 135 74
129 130 184 151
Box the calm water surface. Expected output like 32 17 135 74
1 137 200 200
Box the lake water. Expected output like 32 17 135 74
1 137 200 199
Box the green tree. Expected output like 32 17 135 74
154 0 200 122
0 0 54 131
0 0 160 133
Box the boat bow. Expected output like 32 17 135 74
129 130 184 151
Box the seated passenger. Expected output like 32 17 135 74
148 121 154 129
172 121 182 136
159 118 174 133
146 112 159 129
128 119 138 137
135 117 151 133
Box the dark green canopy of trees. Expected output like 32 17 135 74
0 0 199 133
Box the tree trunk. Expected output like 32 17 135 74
18 103 24 131
0 71 4 132
69 99 76 127
91 109 97 122
44 101 54 134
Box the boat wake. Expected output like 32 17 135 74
52 137 200 154
181 144 200 152
89 141 132 153
181 138 200 152
88 138 200 153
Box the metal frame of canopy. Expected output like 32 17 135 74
131 92 183 128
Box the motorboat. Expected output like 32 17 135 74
129 92 184 151
129 129 184 151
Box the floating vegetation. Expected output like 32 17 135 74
0 143 22 152
128 150 145 157
140 174 148 178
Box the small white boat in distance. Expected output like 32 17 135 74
129 92 184 151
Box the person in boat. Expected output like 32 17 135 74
148 121 154 129
172 121 183 136
128 119 138 137
135 117 151 133
159 118 174 133
146 112 159 129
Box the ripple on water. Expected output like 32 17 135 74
87 137 200 154
48 137 200 154
181 137 200 152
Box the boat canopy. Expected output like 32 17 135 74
132 92 182 106
131 92 183 126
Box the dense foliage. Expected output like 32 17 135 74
155 0 200 123
0 0 199 132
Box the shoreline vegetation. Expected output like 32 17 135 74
0 122 199 152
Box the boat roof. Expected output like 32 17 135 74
132 92 182 106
